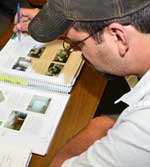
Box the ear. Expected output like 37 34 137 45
107 23 129 57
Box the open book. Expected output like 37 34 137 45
0 34 84 93
0 34 84 166
0 83 69 166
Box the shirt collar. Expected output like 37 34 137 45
115 70 150 105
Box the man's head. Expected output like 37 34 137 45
29 0 150 77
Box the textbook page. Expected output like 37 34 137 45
0 140 32 167
0 83 70 155
0 34 84 92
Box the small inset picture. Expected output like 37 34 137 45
45 63 64 76
27 95 51 114
0 90 5 102
27 46 45 58
4 111 27 131
0 121 3 126
54 49 69 63
12 57 31 71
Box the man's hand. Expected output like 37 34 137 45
13 8 40 33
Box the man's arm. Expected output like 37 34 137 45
49 116 115 167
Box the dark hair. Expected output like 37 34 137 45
73 5 150 80
73 4 150 41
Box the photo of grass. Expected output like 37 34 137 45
54 49 69 63
45 63 64 76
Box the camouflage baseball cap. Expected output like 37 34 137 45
29 0 150 42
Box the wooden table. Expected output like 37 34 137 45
0 24 107 167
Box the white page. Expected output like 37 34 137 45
0 83 70 155
0 140 32 167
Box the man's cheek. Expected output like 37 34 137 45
82 48 92 60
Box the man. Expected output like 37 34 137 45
14 0 150 166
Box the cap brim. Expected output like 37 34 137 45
29 5 72 42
